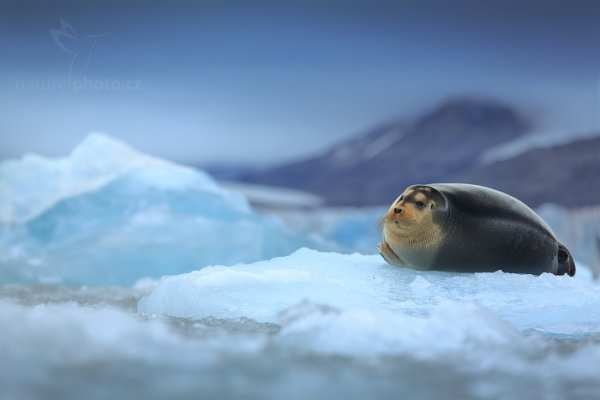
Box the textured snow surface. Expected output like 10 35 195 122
135 249 600 396
0 134 325 285
140 249 600 338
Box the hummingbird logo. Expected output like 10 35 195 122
50 19 113 80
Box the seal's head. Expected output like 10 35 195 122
382 185 447 236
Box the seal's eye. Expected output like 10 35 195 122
415 201 425 208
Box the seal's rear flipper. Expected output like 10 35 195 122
557 243 576 277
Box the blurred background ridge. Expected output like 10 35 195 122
220 98 600 207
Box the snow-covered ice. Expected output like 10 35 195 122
139 249 600 338
139 249 600 397
0 134 327 284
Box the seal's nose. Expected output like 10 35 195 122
393 207 403 215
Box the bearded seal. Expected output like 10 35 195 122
378 183 575 276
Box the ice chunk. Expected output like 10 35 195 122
0 133 248 224
139 249 600 339
275 300 534 359
0 134 327 285
139 249 382 321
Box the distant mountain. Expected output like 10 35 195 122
229 98 599 208
237 99 529 204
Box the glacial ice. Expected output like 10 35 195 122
537 204 600 275
139 249 600 340
0 134 326 285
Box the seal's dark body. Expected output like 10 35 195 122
427 184 574 275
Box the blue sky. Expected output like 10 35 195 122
1 0 600 165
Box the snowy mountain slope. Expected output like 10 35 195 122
480 128 600 164
237 99 530 205
458 136 600 207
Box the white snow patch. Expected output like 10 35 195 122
362 129 402 160
479 129 600 164
219 181 324 210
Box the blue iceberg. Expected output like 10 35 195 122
0 134 325 284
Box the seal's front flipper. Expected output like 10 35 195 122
378 241 406 267
557 243 576 277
